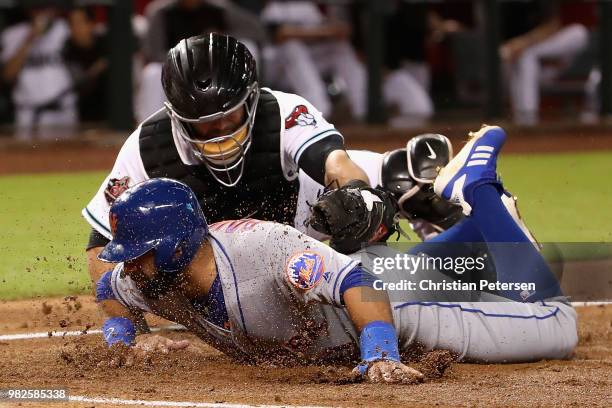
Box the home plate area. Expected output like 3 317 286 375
0 297 610 407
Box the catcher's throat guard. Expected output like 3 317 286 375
166 84 260 187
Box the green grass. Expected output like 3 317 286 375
497 151 612 242
0 171 106 300
395 151 612 244
0 150 610 300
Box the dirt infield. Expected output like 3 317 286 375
0 125 610 407
0 123 612 175
0 297 610 407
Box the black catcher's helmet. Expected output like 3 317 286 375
162 33 259 187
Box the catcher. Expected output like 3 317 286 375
83 33 396 332
95 126 576 384
83 32 379 292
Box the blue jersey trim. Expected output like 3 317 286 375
292 129 341 164
84 207 111 234
394 301 560 320
339 266 377 298
210 236 248 335
332 261 360 305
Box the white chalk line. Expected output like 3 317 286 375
67 395 328 408
3 301 611 408
1 301 610 342
0 324 184 341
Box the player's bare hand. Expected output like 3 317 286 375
133 334 190 356
354 360 424 384
103 335 189 368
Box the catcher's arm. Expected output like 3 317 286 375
324 149 370 187
307 180 397 254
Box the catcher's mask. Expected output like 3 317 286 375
162 33 260 187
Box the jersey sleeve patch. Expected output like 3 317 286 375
104 176 131 204
285 105 317 129
285 251 325 290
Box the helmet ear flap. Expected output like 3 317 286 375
154 227 208 275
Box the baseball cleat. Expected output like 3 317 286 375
500 192 541 250
433 125 506 215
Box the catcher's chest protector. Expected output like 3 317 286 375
139 90 299 224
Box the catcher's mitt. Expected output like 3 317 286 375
306 180 397 254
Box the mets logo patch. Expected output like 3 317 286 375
104 176 130 204
285 105 317 129
285 251 325 290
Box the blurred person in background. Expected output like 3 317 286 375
136 0 264 123
260 0 366 121
499 0 594 126
381 0 462 128
63 6 108 123
1 0 76 140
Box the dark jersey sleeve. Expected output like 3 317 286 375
297 134 344 185
87 227 110 251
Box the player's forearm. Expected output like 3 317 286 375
344 286 411 382
324 150 370 187
87 247 115 290
89 247 150 334
343 286 393 332
96 273 142 346
99 299 133 319
507 17 561 51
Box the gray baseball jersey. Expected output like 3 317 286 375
109 221 577 364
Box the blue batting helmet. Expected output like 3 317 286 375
98 178 208 275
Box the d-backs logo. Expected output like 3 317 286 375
285 251 325 290
104 176 130 204
285 105 317 129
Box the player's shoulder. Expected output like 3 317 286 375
264 88 336 140
121 124 144 153
124 107 168 146
110 123 147 174
209 219 280 235
263 88 318 115
209 219 308 246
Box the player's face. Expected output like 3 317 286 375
123 252 157 286
191 107 246 140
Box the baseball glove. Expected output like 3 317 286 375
306 180 397 254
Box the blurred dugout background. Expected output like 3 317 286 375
0 0 611 139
